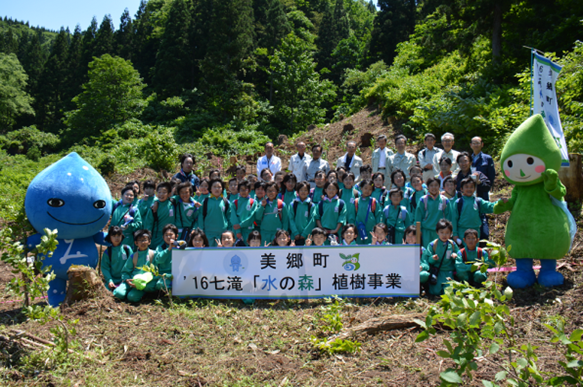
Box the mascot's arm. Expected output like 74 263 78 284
93 232 107 245
542 169 566 201
493 187 517 214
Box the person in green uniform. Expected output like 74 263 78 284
231 180 259 244
336 167 347 191
197 179 230 247
289 181 315 246
452 178 497 247
371 172 388 207
172 182 200 242
415 177 453 247
354 179 382 245
101 226 133 292
255 181 290 246
280 173 297 206
340 172 359 225
390 169 416 224
455 229 496 286
144 182 176 249
370 223 390 245
247 175 258 199
380 188 411 245
114 229 156 303
422 219 461 295
153 224 180 291
194 178 210 203
310 170 326 204
404 225 430 285
340 224 358 245
111 185 142 247
128 180 140 207
227 178 240 204
188 228 210 248
409 174 428 215
137 180 156 219
314 181 347 244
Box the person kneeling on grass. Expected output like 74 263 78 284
102 226 133 292
114 229 156 303
422 219 461 296
153 224 183 292
455 228 496 286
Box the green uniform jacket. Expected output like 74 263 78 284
137 196 155 219
452 196 496 238
230 196 259 233
372 187 388 207
354 196 382 243
194 193 210 203
340 188 359 224
399 186 416 224
143 198 176 249
197 196 230 236
380 204 411 244
310 187 324 204
102 244 133 284
281 190 297 207
423 239 461 295
121 249 155 281
171 195 199 231
410 188 428 214
288 198 316 239
456 247 495 283
314 198 347 230
255 199 290 235
154 243 172 275
227 193 240 204
414 194 453 231
110 201 143 246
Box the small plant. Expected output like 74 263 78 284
139 263 173 307
310 296 361 355
544 318 583 385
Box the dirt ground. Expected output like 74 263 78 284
1 108 583 386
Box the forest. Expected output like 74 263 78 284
0 0 582 222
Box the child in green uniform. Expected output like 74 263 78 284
114 229 156 303
188 228 209 248
216 230 236 247
452 177 497 246
194 178 210 203
173 182 200 242
253 181 267 231
274 171 285 190
442 176 458 201
197 179 231 247
340 172 359 225
354 179 382 245
370 223 390 245
310 170 326 204
356 165 372 194
336 167 347 191
314 181 347 244
289 181 315 246
247 174 258 198
102 226 133 292
381 188 411 245
231 180 258 244
137 180 156 219
227 178 240 204
236 165 246 183
145 182 176 249
409 174 428 214
415 177 453 247
280 173 297 206
455 229 496 286
372 172 388 207
247 230 262 247
255 181 290 246
422 219 461 295
111 185 143 247
153 224 180 292
305 227 327 247
272 229 293 246
391 169 416 223
341 224 358 246
404 225 430 286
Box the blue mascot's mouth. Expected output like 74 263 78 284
47 212 105 225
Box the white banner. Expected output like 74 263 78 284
172 245 420 299
532 51 569 166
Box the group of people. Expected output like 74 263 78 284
102 132 502 302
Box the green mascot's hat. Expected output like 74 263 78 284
500 114 562 175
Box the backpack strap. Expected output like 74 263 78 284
277 199 283 221
309 188 315 200
123 245 131 258
293 200 299 216
354 198 359 213
456 197 463 220
461 248 467 263
132 251 139 267
400 207 408 221
234 199 239 211
202 197 209 219
112 199 122 213
148 249 155 263
223 198 230 215
318 200 324 217
477 247 483 260
106 246 112 261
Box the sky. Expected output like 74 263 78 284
2 0 379 32
1 0 143 32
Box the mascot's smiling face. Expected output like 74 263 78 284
25 153 112 239
500 114 561 186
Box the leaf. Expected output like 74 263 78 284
440 370 463 384
503 286 513 301
415 330 429 342
489 343 500 354
413 318 426 329
494 370 507 381
436 350 451 358
566 359 583 369
469 311 481 326
569 329 583 342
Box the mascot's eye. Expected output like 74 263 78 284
93 200 106 209
527 157 534 165
47 198 64 207
507 160 513 168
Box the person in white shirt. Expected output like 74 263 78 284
371 134 394 184
418 133 442 182
432 132 460 175
336 141 363 182
256 142 282 180
288 141 312 182
388 135 416 187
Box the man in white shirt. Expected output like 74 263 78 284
305 144 330 188
288 141 312 182
371 134 394 184
388 135 416 187
256 142 282 180
336 140 363 181
417 133 441 182
432 132 460 175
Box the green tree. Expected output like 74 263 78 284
115 8 135 61
0 53 34 129
133 0 159 85
64 54 146 145
270 33 336 133
94 15 115 58
64 26 83 112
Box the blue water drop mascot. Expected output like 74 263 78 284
25 152 112 306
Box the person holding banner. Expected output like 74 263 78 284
153 224 180 291
340 224 358 246
314 181 347 244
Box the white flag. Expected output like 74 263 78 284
532 51 569 166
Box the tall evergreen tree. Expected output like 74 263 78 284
133 0 158 85
94 15 115 58
333 0 350 43
0 53 34 129
64 26 84 112
153 0 192 98
263 0 291 51
115 9 134 60
80 17 98 81
0 28 18 54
